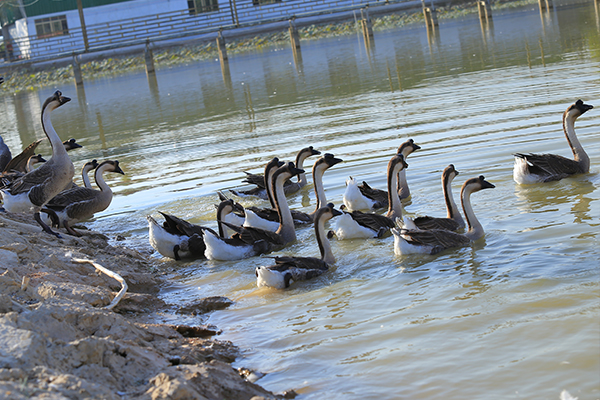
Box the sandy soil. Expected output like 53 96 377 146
0 211 291 400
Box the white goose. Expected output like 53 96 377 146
256 203 342 289
335 154 408 240
244 153 343 231
393 176 495 255
513 99 593 184
0 91 74 237
403 164 465 231
147 199 241 260
41 160 124 236
204 162 303 261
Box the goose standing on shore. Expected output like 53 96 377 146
256 203 342 289
41 160 124 236
335 154 408 240
204 162 304 261
393 175 495 255
513 99 593 184
403 164 465 231
0 91 74 237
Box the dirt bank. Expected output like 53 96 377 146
0 211 289 400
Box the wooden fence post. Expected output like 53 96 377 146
217 29 228 63
360 7 374 43
72 54 84 86
144 39 155 75
478 0 492 22
289 18 301 51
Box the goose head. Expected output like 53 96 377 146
568 99 593 119
461 175 495 196
96 160 125 175
43 90 71 113
316 202 343 221
63 138 83 151
296 146 321 166
84 159 99 171
397 139 421 158
321 153 343 169
30 154 47 164
275 162 304 182
443 164 459 183
216 198 245 220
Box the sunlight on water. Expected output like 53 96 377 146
1 1 599 399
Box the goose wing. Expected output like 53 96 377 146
272 255 329 272
349 210 395 233
2 139 43 173
514 153 581 181
158 211 217 237
6 164 56 203
413 216 461 231
46 187 98 210
358 181 389 208
401 229 471 254
243 171 266 188
220 220 285 245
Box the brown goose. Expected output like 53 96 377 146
244 153 343 229
513 99 593 184
0 154 46 189
234 146 320 199
204 162 303 260
41 160 124 236
335 154 408 239
256 203 342 289
393 176 495 255
352 139 421 209
403 164 465 231
2 137 82 174
0 91 74 237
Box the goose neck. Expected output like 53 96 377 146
312 164 327 214
94 166 112 193
42 106 67 158
461 186 483 240
272 171 296 242
315 216 335 264
387 163 403 220
443 175 464 226
563 110 589 172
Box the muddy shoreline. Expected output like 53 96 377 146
0 211 290 399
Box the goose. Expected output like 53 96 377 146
78 159 99 189
392 175 495 255
2 137 82 174
403 164 465 231
256 203 342 289
513 99 593 184
0 91 74 237
204 162 303 261
396 138 421 199
0 135 10 172
40 160 124 236
244 153 343 230
352 139 421 209
233 146 320 199
0 154 46 189
335 154 408 240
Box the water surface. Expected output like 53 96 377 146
1 1 599 399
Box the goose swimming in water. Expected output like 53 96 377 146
244 153 343 231
335 154 408 240
41 160 124 236
403 164 465 231
351 139 421 209
513 99 593 184
393 175 495 255
204 162 303 261
233 146 320 199
256 203 342 289
0 91 74 237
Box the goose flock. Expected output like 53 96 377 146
0 80 592 290
0 83 125 238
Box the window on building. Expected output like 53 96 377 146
252 0 282 4
35 15 68 39
188 0 219 15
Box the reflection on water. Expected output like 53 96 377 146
0 1 599 399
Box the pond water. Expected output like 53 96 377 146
1 1 599 398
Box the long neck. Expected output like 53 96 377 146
82 167 93 188
462 186 483 240
443 176 464 227
295 153 309 185
273 172 296 242
94 167 112 193
312 164 327 214
397 169 409 198
387 165 403 220
315 216 335 264
215 205 230 238
42 106 68 160
266 168 276 208
26 158 37 172
564 110 589 172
